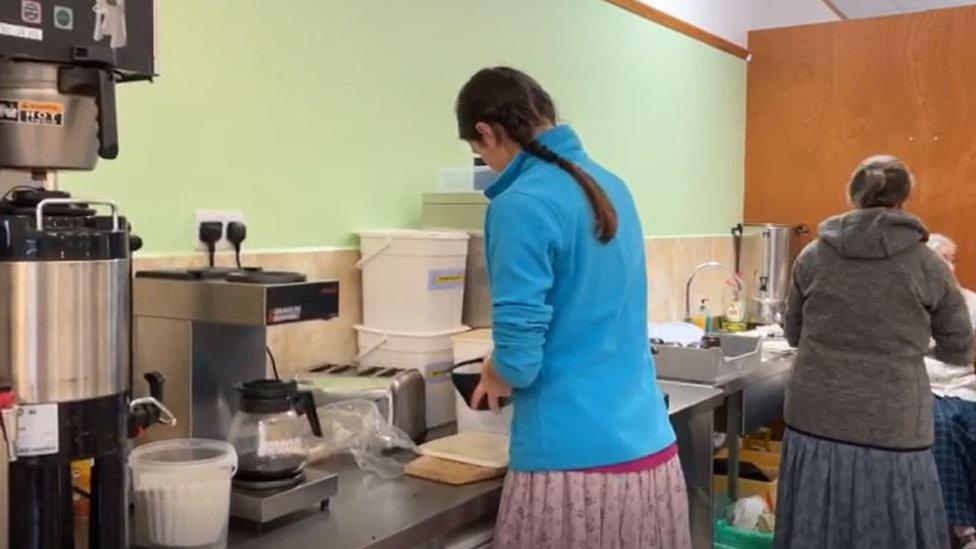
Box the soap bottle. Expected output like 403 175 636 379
691 298 710 330
724 293 747 332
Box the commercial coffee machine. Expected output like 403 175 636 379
0 2 158 548
132 272 340 442
132 271 341 525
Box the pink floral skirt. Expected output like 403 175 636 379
494 454 691 549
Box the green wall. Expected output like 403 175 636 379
65 0 746 253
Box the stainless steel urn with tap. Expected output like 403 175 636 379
732 223 806 326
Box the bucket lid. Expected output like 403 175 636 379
451 328 493 343
358 229 469 241
422 192 490 206
354 324 471 338
129 438 237 471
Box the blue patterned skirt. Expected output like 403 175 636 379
933 396 976 526
775 429 949 549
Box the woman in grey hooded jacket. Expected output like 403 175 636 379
776 155 975 549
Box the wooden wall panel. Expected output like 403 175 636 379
745 6 976 286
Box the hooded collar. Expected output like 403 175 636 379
484 125 584 199
819 208 929 259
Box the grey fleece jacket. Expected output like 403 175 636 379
784 208 974 449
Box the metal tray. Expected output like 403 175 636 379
653 335 762 385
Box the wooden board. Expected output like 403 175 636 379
745 6 976 287
418 432 509 469
405 455 506 486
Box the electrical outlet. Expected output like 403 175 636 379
194 210 245 251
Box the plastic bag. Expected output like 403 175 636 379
732 496 768 531
311 400 418 479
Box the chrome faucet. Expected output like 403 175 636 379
685 261 744 322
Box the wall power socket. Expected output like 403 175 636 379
194 210 245 251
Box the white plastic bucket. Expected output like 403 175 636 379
129 439 238 549
357 229 469 332
463 231 491 329
356 325 468 428
451 330 513 436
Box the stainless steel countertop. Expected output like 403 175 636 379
659 380 724 416
229 384 725 549
228 453 502 549
716 350 794 394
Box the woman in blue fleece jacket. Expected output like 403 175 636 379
457 67 688 549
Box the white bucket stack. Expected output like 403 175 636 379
357 229 470 428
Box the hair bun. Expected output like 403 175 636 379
862 167 888 192
848 155 913 209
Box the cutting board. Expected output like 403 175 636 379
405 455 506 485
418 432 509 469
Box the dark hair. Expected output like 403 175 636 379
848 155 914 208
455 67 618 243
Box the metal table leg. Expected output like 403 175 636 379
725 390 744 501
675 407 717 549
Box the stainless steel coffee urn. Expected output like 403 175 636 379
0 192 137 548
0 2 158 547
732 223 806 326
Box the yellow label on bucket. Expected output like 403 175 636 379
428 269 465 291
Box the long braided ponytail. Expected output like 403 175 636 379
456 67 618 243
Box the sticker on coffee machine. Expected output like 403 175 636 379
269 305 302 324
0 100 18 123
0 99 64 126
54 5 74 30
16 403 60 457
21 0 42 25
19 101 65 126
0 22 42 41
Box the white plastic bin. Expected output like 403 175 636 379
129 438 238 549
356 325 469 428
357 229 469 332
438 166 496 192
451 329 513 436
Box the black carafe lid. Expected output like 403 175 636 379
236 379 297 414
0 188 131 261
0 188 93 217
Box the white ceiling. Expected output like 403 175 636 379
639 0 976 48
639 0 840 47
832 0 976 18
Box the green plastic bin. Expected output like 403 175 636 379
713 520 774 549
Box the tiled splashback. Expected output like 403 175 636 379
647 235 736 323
133 235 734 378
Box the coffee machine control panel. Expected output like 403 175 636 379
266 281 339 325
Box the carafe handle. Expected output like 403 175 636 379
296 390 323 438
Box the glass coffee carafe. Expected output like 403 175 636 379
226 379 322 488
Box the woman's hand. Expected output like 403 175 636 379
470 356 512 414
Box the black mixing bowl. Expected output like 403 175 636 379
451 358 512 411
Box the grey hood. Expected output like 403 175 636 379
819 208 929 259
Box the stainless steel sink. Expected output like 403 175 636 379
653 335 762 385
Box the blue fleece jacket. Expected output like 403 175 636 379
484 125 675 471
